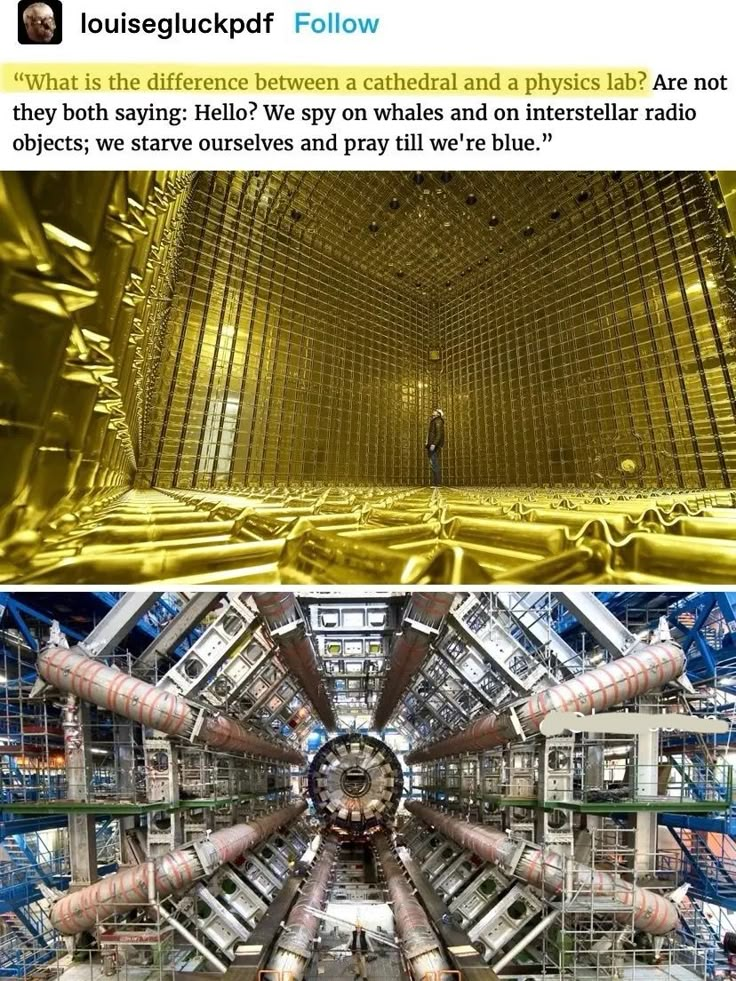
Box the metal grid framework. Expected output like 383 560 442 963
1 171 736 585
1 814 313 979
138 170 736 491
548 826 705 980
412 709 733 816
402 813 705 980
438 171 736 488
304 595 401 715
139 172 430 488
394 593 569 743
0 644 295 811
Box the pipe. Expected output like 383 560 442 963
406 802 678 936
37 645 305 765
373 592 455 730
268 837 339 979
157 904 228 974
372 831 449 979
50 801 307 934
406 641 684 763
491 909 559 972
255 593 338 731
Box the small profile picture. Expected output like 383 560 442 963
18 0 62 44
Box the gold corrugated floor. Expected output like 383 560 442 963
1 171 735 584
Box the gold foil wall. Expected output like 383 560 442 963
0 171 191 548
437 172 736 489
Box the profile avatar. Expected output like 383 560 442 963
19 1 61 44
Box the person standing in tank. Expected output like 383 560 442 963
426 409 446 487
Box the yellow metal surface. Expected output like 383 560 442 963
0 169 192 543
0 170 735 585
2 486 735 585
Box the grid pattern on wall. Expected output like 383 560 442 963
436 171 736 488
139 173 430 488
139 170 736 491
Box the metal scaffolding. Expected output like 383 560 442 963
2 589 736 981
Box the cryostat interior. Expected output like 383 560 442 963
1 171 735 584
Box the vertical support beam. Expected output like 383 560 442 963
144 738 182 854
64 697 97 887
633 697 659 875
715 171 736 238
114 720 137 862
576 739 606 863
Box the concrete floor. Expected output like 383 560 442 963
306 950 403 980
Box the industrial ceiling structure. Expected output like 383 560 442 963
1 171 735 584
2 589 736 980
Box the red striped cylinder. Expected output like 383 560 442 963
50 802 307 934
406 641 684 763
269 837 339 968
406 801 678 935
373 592 455 730
255 593 338 730
373 830 449 973
37 646 305 765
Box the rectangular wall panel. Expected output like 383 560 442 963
139 171 736 491
436 172 736 488
140 173 430 487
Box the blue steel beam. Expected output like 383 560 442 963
1 593 189 659
718 593 736 633
0 817 67 838
0 594 87 648
666 592 736 680
660 813 736 835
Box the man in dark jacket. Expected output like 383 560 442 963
426 409 445 487
351 922 369 979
